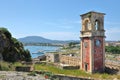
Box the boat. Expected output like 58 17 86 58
37 50 44 53
32 50 44 54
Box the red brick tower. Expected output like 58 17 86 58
80 11 105 73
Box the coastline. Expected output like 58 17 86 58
24 45 61 58
23 43 64 47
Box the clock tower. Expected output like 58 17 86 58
80 11 105 73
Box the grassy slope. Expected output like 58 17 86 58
0 61 120 79
34 63 120 79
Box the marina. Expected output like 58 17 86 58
25 46 60 58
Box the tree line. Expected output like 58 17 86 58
105 46 120 54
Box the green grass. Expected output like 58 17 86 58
0 61 120 79
28 71 37 76
34 63 120 79
0 61 14 71
0 61 29 71
12 62 23 67
35 63 89 78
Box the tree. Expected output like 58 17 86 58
0 27 11 39
68 42 78 48
105 46 120 54
0 27 31 62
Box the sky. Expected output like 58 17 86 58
0 0 120 40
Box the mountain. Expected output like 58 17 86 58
18 36 79 44
19 36 53 43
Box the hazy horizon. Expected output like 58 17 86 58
18 35 120 41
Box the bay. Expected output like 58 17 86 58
24 46 60 58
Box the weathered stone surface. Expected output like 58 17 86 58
0 71 46 80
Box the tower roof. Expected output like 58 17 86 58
80 11 105 17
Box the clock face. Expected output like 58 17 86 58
95 39 101 47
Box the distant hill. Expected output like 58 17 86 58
19 36 53 43
18 36 79 44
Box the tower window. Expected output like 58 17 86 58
95 20 100 30
84 42 88 48
84 20 90 30
94 50 96 53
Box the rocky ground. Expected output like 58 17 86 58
0 71 48 80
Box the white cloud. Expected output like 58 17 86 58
106 27 120 33
106 27 120 41
104 20 120 40
43 19 80 29
105 21 120 25
73 20 81 24
56 26 74 29
39 32 79 40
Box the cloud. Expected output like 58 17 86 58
39 32 79 40
73 20 81 24
106 27 120 40
105 21 120 25
106 27 120 33
56 26 74 29
104 21 120 40
13 19 81 40
43 19 80 29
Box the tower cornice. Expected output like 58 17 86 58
80 11 105 17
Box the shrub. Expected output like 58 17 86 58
28 71 37 76
0 27 31 62
0 61 14 71
0 27 11 39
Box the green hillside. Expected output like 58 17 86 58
0 27 31 62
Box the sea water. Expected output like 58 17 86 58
24 46 60 58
